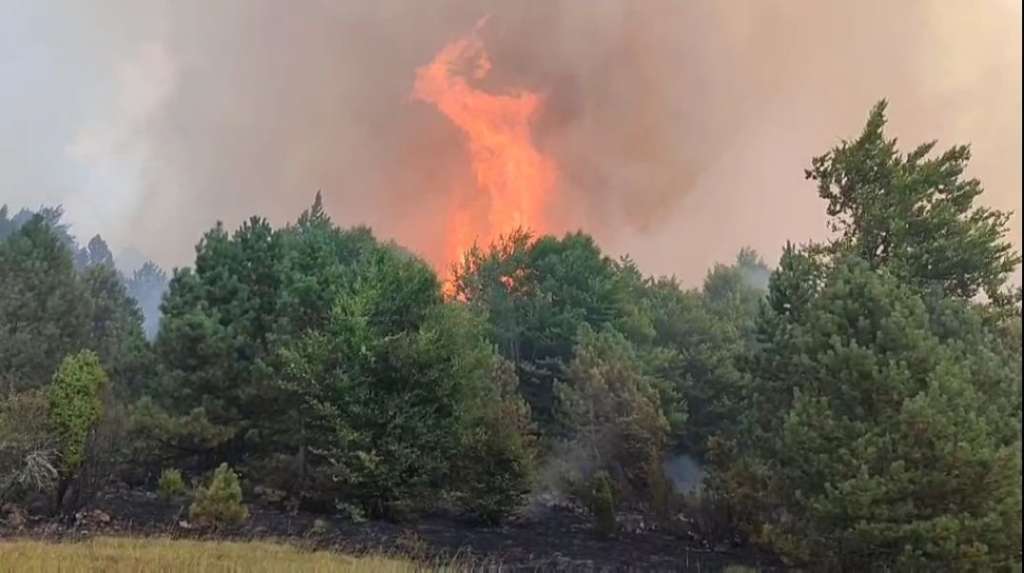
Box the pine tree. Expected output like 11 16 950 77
808 100 1020 299
737 259 1021 568
0 217 90 392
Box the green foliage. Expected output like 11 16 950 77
154 217 287 460
189 463 248 528
453 358 536 523
556 327 669 497
80 263 150 399
4 100 1019 562
129 399 238 470
642 249 768 455
48 351 107 478
0 214 148 396
283 284 524 517
713 102 1024 569
154 196 535 520
647 460 676 525
0 205 74 245
452 230 766 464
730 258 1021 567
452 230 651 429
703 247 770 318
0 217 90 392
0 205 14 240
157 468 188 501
153 198 384 465
587 471 617 538
808 100 1020 299
75 234 115 270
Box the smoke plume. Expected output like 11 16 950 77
2 0 1020 283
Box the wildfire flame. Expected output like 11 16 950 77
413 19 556 271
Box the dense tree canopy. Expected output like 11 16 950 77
716 102 1023 568
729 258 1021 567
0 217 89 393
0 213 148 395
143 194 534 518
452 230 646 429
1 102 1020 567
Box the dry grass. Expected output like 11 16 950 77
0 537 426 573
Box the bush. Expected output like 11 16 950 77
0 390 56 502
283 299 523 519
588 472 617 538
126 399 237 479
556 327 669 499
47 351 107 512
157 468 188 501
189 463 248 528
454 358 536 524
335 501 367 524
647 462 676 525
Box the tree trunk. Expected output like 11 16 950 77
54 475 70 515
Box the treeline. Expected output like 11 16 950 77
1 102 1021 569
0 205 169 340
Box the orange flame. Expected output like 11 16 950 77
413 19 556 271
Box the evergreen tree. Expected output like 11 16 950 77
808 100 1020 299
452 230 649 430
0 217 90 392
0 214 148 396
0 205 15 240
556 326 669 496
125 261 169 340
720 102 1024 568
732 259 1021 567
74 234 115 270
154 217 286 460
152 196 440 470
80 263 149 397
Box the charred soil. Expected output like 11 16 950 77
1 487 781 572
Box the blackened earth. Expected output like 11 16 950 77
0 488 782 572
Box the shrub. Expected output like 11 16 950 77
454 358 536 524
647 462 676 525
0 390 56 502
189 463 248 528
308 518 331 535
556 327 669 499
335 501 367 523
283 300 522 519
126 399 238 479
47 351 107 512
588 471 617 538
157 468 188 501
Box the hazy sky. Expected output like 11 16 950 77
2 1 1021 285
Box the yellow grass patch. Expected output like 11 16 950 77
0 536 423 573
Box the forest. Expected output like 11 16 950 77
2 102 1021 570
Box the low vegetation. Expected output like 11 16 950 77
1 101 1021 569
157 468 188 502
188 463 249 528
0 537 421 572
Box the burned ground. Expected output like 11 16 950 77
1 486 780 572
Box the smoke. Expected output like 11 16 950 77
663 454 706 497
2 0 1020 284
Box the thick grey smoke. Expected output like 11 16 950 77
2 0 1021 284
